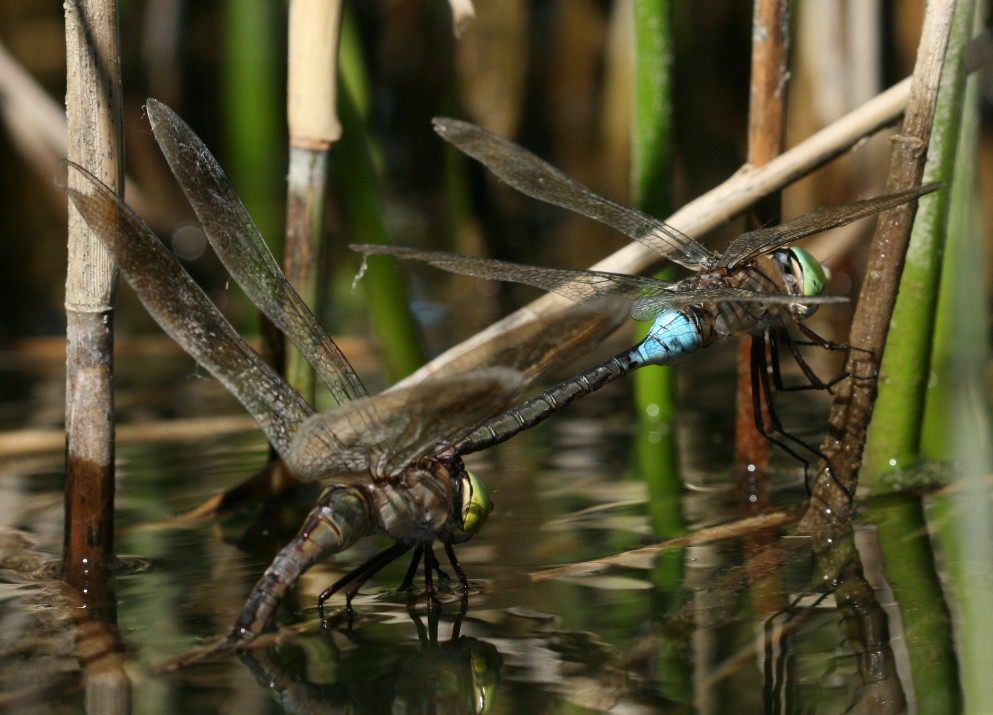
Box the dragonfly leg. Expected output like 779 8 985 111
317 540 413 620
750 335 852 496
399 545 425 591
423 547 438 602
749 337 814 475
432 559 452 584
790 316 876 375
400 542 464 604
763 590 834 701
769 331 849 394
443 541 470 592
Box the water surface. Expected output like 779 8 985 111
0 341 974 714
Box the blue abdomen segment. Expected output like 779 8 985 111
634 310 702 366
456 309 704 456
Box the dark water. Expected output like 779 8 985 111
0 342 986 714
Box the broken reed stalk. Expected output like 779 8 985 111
63 0 122 592
63 1 131 707
800 0 957 531
284 0 344 404
734 0 790 506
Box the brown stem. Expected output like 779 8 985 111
735 0 791 618
801 0 957 532
735 0 790 500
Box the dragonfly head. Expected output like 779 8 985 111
449 470 493 543
782 246 829 318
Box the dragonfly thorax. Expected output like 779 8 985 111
371 458 460 543
368 457 492 547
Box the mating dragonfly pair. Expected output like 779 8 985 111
63 100 934 657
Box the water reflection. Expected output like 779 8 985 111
0 346 980 713
233 601 502 714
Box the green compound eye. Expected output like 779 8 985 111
461 471 493 535
789 246 828 297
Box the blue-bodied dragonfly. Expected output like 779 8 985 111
354 118 938 467
61 101 624 659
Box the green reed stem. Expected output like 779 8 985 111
221 0 283 246
870 1 988 710
335 81 425 380
863 494 962 714
921 8 993 707
862 0 975 483
631 1 683 537
632 2 690 704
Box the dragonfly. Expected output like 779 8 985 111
354 118 938 472
61 100 624 659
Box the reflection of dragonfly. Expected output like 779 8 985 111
61 100 622 657
355 118 938 464
240 599 501 714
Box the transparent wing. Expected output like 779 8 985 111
354 244 847 326
60 162 313 460
145 99 368 408
353 244 665 305
717 183 941 268
434 299 630 386
433 118 717 270
286 369 524 482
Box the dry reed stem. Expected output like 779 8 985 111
284 0 344 403
63 0 123 587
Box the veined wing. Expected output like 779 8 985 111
433 118 716 270
353 244 662 305
629 289 848 322
144 99 368 408
61 162 313 459
286 368 523 481
353 244 847 325
717 183 941 268
434 300 629 387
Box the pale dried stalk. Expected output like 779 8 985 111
284 0 344 403
63 0 123 582
63 0 129 708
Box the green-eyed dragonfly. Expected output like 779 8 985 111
61 100 624 659
354 118 938 470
